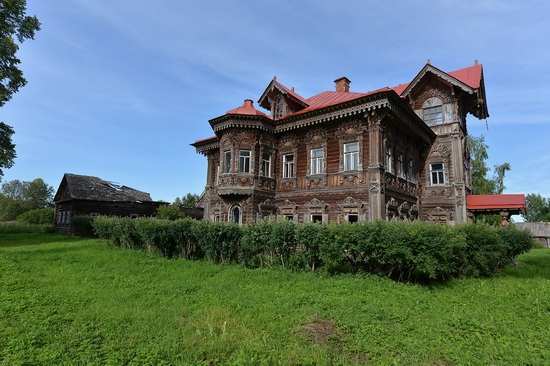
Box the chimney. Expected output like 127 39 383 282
334 77 351 92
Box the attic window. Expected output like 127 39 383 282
273 97 285 119
422 97 452 126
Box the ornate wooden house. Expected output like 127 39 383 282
192 61 488 225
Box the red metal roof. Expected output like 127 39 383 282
275 80 309 105
226 99 268 117
193 136 218 144
391 64 483 96
466 194 526 211
448 64 482 89
283 88 391 118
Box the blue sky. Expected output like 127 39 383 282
2 0 549 204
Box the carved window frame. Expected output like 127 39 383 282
305 128 327 176
429 162 446 185
282 153 295 178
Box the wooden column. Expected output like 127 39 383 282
367 113 384 221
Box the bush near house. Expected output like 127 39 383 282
92 217 535 282
15 207 54 225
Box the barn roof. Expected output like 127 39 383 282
54 173 154 203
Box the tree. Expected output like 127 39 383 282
155 205 186 221
524 193 550 222
0 122 16 180
469 135 511 195
0 0 41 181
0 178 53 221
0 0 41 106
173 193 199 208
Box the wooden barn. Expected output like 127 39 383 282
54 173 166 234
193 61 496 225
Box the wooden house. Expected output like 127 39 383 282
192 61 489 225
54 173 166 234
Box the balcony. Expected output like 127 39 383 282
217 174 275 196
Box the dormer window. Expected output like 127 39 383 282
273 97 285 119
422 97 453 126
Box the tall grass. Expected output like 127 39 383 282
1 233 549 365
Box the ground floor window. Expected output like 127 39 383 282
230 204 242 224
311 214 323 223
347 214 359 223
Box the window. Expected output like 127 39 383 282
344 142 359 171
223 151 232 173
430 163 445 185
261 153 271 177
273 97 284 119
347 213 359 223
310 148 324 175
385 146 393 174
407 159 414 182
397 152 404 178
422 97 452 125
283 154 294 178
239 150 251 173
230 205 242 224
311 214 323 223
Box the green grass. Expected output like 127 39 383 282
1 233 549 365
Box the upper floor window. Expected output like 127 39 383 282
273 97 285 119
344 142 359 171
310 148 324 175
430 163 445 185
385 146 393 174
283 154 294 178
261 153 271 177
407 159 414 182
223 151 232 173
239 150 251 173
422 97 452 125
397 152 404 178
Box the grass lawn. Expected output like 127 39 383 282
1 233 549 365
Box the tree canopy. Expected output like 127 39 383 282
469 135 510 195
0 0 41 106
524 193 550 222
0 122 16 179
173 193 199 208
0 178 54 221
0 0 41 181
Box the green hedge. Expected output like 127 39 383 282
91 217 535 282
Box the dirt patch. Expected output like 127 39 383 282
300 317 339 345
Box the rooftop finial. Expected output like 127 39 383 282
273 75 277 80
474 59 479 66
427 58 431 65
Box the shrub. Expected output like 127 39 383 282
195 221 242 264
496 225 535 261
15 207 54 225
456 224 507 277
135 218 177 257
71 216 96 237
171 218 204 260
90 216 531 283
155 205 186 221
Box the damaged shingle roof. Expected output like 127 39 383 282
55 173 153 203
